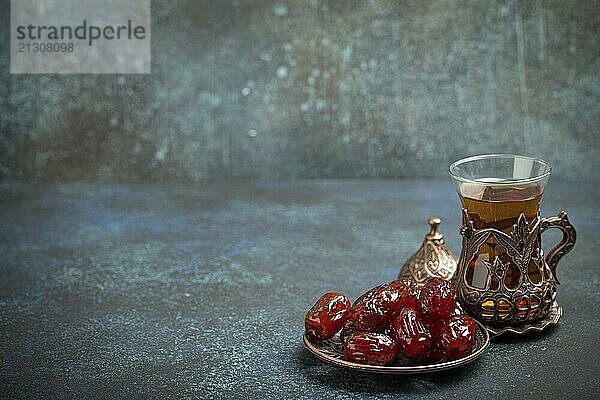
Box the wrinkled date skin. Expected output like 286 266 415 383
391 308 432 357
420 278 457 321
340 320 393 345
388 279 422 312
428 301 466 341
344 332 399 366
340 319 361 345
438 315 477 360
350 284 405 331
305 292 352 341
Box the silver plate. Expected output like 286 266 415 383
303 320 490 374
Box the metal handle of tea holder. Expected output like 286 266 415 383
540 211 577 283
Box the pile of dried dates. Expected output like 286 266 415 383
305 278 478 366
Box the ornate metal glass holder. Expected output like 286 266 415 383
455 209 576 329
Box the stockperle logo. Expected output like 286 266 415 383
11 0 151 74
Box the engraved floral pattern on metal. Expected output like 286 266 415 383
483 301 563 337
398 217 458 285
456 209 575 326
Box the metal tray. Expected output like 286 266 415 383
303 320 490 374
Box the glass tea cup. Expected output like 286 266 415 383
449 154 576 325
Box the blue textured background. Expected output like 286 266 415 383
1 0 599 182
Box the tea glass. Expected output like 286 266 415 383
449 154 576 326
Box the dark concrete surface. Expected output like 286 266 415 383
1 0 599 182
0 180 598 399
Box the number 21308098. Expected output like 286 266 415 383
18 42 74 52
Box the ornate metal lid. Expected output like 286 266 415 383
398 217 458 285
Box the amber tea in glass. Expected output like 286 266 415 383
459 184 543 289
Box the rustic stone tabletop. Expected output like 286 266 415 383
1 181 598 398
